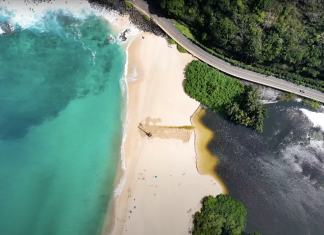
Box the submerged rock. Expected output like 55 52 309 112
91 35 101 41
104 35 115 45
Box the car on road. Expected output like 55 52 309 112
300 90 306 93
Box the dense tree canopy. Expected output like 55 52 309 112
193 194 260 235
150 0 324 91
184 61 267 132
184 60 244 113
227 86 268 132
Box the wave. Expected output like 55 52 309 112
0 0 125 33
114 30 141 196
0 0 140 47
102 11 140 45
275 107 324 189
0 1 96 32
280 140 324 173
300 108 324 131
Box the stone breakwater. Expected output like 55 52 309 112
89 0 166 38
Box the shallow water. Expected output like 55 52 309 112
202 101 324 235
0 6 125 235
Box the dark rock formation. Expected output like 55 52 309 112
104 39 110 45
26 0 166 38
119 29 129 42
88 0 166 38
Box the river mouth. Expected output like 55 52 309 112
201 101 324 235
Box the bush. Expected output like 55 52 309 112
184 61 244 113
184 61 267 132
177 44 187 53
144 14 150 21
169 38 176 44
280 92 296 101
302 98 322 110
227 86 268 132
125 2 132 8
193 194 261 235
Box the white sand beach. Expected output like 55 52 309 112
109 32 224 235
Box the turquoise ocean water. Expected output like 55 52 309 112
0 5 126 235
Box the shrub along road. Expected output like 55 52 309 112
127 0 324 103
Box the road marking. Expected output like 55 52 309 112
157 18 324 100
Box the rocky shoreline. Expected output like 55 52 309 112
89 0 166 38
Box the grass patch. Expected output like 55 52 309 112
125 2 132 8
174 21 194 40
177 44 187 53
144 14 150 21
169 38 176 44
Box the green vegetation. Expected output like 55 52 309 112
280 92 323 110
125 2 132 8
174 21 194 40
169 38 176 44
184 61 267 132
177 44 187 53
184 61 244 113
150 0 324 92
193 194 261 235
144 14 150 21
302 98 322 110
280 92 296 101
227 86 268 132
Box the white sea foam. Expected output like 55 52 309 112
114 57 129 197
113 174 126 196
0 27 3 34
261 100 278 104
114 24 141 197
127 66 138 81
0 0 111 32
300 108 324 131
103 11 140 43
280 140 324 173
103 11 121 27
124 25 141 38
1 0 140 45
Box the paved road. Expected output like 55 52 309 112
128 0 324 103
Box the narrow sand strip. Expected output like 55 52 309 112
111 33 223 235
